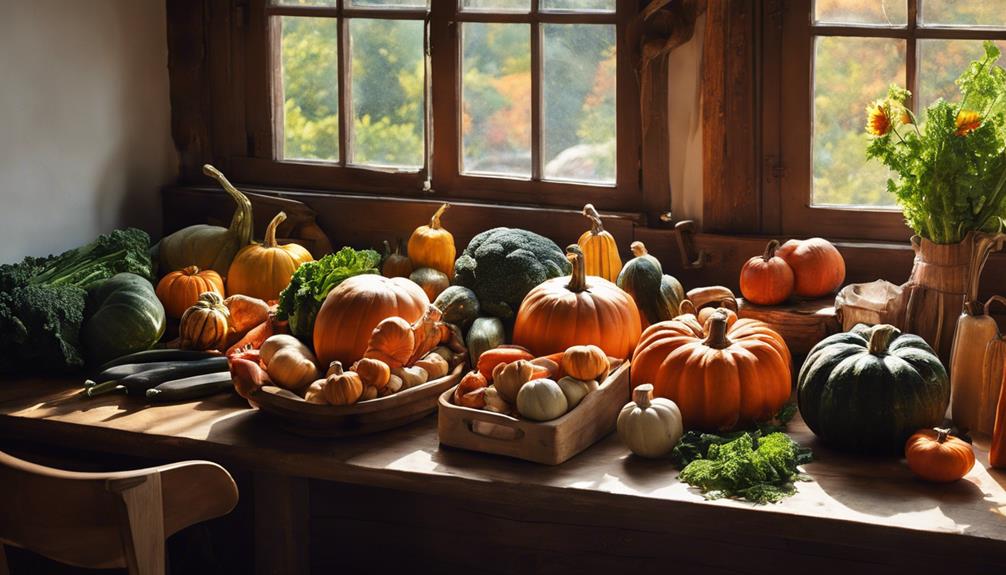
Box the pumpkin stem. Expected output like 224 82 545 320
630 241 647 258
632 384 653 408
867 324 897 355
934 427 951 443
383 240 392 258
583 204 605 235
182 265 200 276
262 211 288 249
565 244 588 292
203 164 253 248
762 240 780 261
678 299 696 316
327 361 344 378
429 203 450 230
704 312 732 350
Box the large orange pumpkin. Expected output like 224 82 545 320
513 245 641 359
156 266 225 319
313 274 429 366
776 237 845 298
631 311 791 431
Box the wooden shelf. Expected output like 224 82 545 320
737 297 842 355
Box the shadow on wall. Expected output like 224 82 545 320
0 0 177 264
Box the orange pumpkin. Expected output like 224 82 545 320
477 346 535 381
905 427 975 482
514 245 641 359
776 237 845 298
382 239 414 278
408 203 455 279
577 203 622 282
156 266 225 319
313 274 429 367
227 211 314 301
631 311 791 431
739 240 794 306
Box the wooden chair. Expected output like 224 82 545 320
0 451 239 575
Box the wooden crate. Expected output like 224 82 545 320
737 298 841 356
250 364 464 437
437 361 630 465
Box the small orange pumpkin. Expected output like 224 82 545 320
408 203 455 279
352 357 392 391
905 427 975 482
514 245 641 359
382 239 414 278
476 346 535 381
561 345 609 381
776 237 845 298
227 211 314 301
454 370 487 408
179 292 230 351
324 361 364 405
577 203 622 282
364 317 416 369
739 240 794 306
156 266 225 319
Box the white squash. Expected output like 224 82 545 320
617 384 683 458
260 334 319 393
516 378 568 422
557 376 598 410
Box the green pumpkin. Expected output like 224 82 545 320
83 273 166 366
798 323 949 453
434 285 480 327
615 241 685 328
466 316 505 366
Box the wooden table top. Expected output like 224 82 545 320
2 376 1006 560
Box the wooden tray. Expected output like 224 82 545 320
437 361 630 465
250 364 465 437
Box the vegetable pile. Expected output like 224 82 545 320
0 228 153 372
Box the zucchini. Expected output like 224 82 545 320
86 360 211 388
86 356 230 397
96 349 219 372
145 372 234 403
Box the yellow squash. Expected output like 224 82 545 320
408 203 455 279
577 203 621 282
227 211 314 301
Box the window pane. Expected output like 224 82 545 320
919 40 1006 111
921 1 1006 27
813 36 905 207
814 0 906 26
274 0 337 6
542 24 616 184
541 0 615 11
348 19 425 169
462 23 532 177
279 16 340 162
347 0 428 7
461 0 530 12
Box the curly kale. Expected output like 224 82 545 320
0 228 152 373
453 227 571 319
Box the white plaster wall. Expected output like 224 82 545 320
0 0 176 263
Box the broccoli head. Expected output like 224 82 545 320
453 227 571 319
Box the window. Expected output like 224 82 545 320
775 0 1006 241
232 0 640 211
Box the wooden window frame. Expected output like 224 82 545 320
772 0 1006 242
212 0 645 214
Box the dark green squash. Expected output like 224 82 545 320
466 316 505 366
433 285 480 326
798 323 949 453
615 241 685 328
82 273 166 366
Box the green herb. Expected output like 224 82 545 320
866 41 1006 244
276 246 381 339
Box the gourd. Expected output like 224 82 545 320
776 237 845 298
408 203 455 279
227 211 314 301
409 267 450 301
156 266 225 319
617 383 683 458
223 294 270 335
631 311 791 431
454 371 487 408
158 164 253 276
382 239 413 278
304 380 328 405
260 334 319 393
616 242 685 329
82 273 167 365
739 240 794 306
323 361 363 405
492 359 536 403
991 382 1006 468
393 365 429 389
433 285 480 326
414 353 449 379
557 376 597 409
313 274 429 367
949 298 1004 435
364 317 416 369
561 345 609 382
516 378 568 421
477 346 535 380
798 324 949 453
514 245 641 359
352 357 391 391
905 428 975 482
577 203 622 282
467 317 505 366
483 386 511 413
179 292 230 351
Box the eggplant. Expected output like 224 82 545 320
86 356 230 397
145 372 234 403
96 349 219 373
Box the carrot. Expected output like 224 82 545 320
225 319 274 356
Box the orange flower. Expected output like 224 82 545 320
866 101 892 136
955 110 982 136
900 109 913 125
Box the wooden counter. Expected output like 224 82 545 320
2 377 1005 574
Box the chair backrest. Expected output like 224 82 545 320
0 450 238 574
